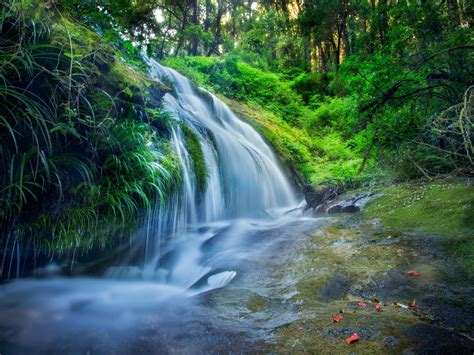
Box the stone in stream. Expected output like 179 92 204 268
320 272 352 300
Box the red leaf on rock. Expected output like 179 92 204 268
376 303 381 312
406 270 421 276
345 333 360 344
332 315 344 323
359 301 367 308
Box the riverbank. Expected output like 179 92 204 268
266 177 474 353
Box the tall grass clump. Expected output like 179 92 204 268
0 1 180 277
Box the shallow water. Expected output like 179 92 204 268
0 213 323 354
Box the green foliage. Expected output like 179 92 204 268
0 1 180 259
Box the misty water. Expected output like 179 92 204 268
0 63 321 353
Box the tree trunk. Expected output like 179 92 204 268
447 0 461 29
189 0 200 55
207 0 225 55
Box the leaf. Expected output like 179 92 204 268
123 40 135 55
409 299 417 309
332 315 344 323
406 270 421 276
376 303 381 312
345 333 360 344
358 301 367 308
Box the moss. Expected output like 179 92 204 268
51 17 104 55
364 178 474 237
109 60 150 91
181 123 208 193
363 178 474 272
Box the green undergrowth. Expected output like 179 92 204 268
164 55 374 185
0 0 180 262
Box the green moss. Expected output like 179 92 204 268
181 123 208 193
364 178 474 237
364 178 474 272
51 17 104 55
109 60 150 91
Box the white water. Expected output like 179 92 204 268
0 63 312 352
105 60 299 293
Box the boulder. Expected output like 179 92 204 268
303 184 342 211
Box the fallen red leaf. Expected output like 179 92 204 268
409 299 417 308
332 315 344 323
345 333 360 344
406 270 421 276
376 303 381 312
359 301 367 308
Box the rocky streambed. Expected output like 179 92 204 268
204 178 474 353
1 179 472 354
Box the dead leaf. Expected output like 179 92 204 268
358 301 367 308
376 303 381 312
406 270 421 276
345 333 360 344
409 299 417 309
332 315 344 323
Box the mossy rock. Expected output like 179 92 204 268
181 123 208 193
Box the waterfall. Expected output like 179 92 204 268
106 60 298 293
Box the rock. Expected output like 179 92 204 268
326 204 343 214
405 324 474 354
383 336 400 346
320 272 351 300
303 184 341 211
342 204 360 213
34 263 62 278
327 202 360 214
325 193 376 214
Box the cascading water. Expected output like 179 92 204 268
106 60 299 293
0 61 316 354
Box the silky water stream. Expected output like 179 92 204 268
0 61 322 354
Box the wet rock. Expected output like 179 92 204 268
383 336 400 346
376 268 417 300
421 293 474 332
405 324 474 354
327 204 343 214
326 193 377 214
303 184 341 211
320 272 352 300
34 263 62 278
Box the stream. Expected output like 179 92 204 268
0 62 313 354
